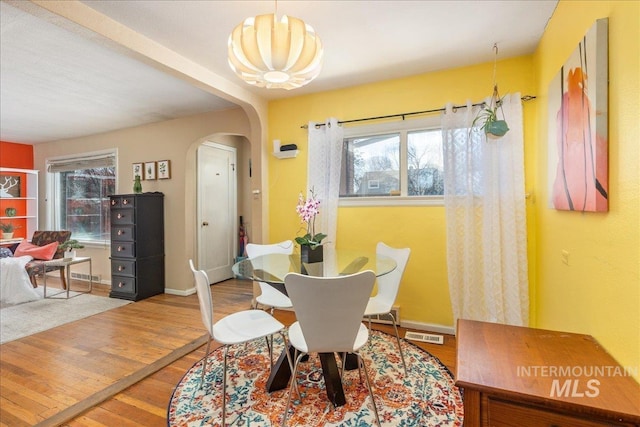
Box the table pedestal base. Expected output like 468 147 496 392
266 345 347 407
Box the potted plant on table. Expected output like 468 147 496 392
295 188 327 263
60 239 85 260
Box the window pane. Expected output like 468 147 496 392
55 167 115 241
340 133 400 197
407 129 444 196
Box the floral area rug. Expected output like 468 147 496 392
168 330 464 426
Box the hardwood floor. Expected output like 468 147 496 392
0 278 456 427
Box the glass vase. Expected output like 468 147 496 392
133 175 142 193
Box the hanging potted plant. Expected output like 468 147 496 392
471 44 509 139
472 84 510 138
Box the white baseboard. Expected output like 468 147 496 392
400 320 456 336
164 287 196 296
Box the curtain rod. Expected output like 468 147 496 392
300 95 536 129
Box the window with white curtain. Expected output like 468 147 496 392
340 116 443 205
47 150 117 244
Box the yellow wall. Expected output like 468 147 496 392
533 1 639 375
268 56 537 329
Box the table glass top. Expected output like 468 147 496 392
232 248 396 285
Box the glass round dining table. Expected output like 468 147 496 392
231 247 397 407
232 247 397 295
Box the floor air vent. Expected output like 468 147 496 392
71 272 101 282
405 331 444 345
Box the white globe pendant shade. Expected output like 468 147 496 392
228 14 323 90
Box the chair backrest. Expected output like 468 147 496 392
188 259 214 336
246 240 294 257
375 242 411 308
246 240 294 283
31 230 71 259
284 270 375 353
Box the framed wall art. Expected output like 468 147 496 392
548 18 608 212
132 163 143 180
0 175 21 198
157 160 171 179
144 162 157 180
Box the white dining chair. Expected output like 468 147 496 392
188 259 289 427
281 270 381 427
365 242 411 375
246 240 294 313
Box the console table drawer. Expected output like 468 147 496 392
112 276 135 294
111 259 135 277
487 399 625 427
111 242 135 258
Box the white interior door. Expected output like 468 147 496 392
197 142 237 283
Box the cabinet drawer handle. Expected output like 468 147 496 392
118 265 125 272
117 229 125 236
118 282 125 288
111 199 117 206
123 199 129 205
117 213 124 219
117 246 125 252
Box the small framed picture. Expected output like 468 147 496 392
157 160 171 179
144 162 157 180
132 163 143 180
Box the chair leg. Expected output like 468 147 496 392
29 274 38 288
222 345 229 427
264 336 273 368
358 353 381 427
282 352 305 427
388 312 407 375
279 333 300 398
200 336 212 389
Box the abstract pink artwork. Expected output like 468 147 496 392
548 18 608 212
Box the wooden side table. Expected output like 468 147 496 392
455 319 640 426
42 256 93 299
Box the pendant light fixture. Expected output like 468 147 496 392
227 4 323 90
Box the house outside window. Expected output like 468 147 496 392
47 151 117 244
340 116 443 206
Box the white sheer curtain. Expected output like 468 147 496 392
307 118 343 248
442 93 529 326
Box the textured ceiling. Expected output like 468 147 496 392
0 0 557 144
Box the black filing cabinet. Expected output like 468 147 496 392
109 193 165 301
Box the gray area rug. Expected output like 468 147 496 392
0 288 131 344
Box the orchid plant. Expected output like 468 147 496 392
295 189 327 249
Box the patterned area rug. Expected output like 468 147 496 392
168 330 464 426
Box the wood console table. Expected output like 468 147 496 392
455 319 640 426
